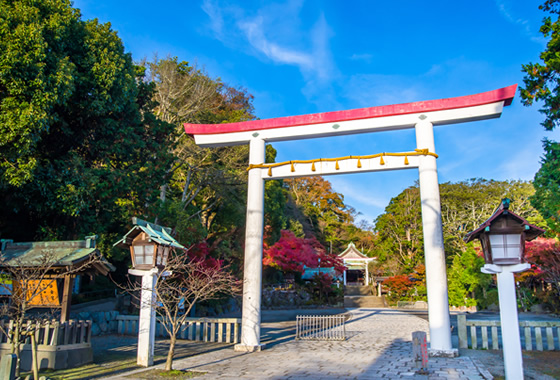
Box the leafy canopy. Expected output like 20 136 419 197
520 0 560 235
0 0 174 253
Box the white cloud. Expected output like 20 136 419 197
238 17 314 69
350 53 373 63
343 73 424 108
200 1 339 110
329 177 389 210
495 0 545 44
201 0 224 37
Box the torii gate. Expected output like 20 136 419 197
185 84 517 356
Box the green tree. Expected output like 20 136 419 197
373 186 423 274
0 0 174 258
373 179 543 275
520 0 560 235
447 245 491 307
440 179 544 256
284 176 358 253
143 56 265 263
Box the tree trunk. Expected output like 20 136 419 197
31 333 38 380
13 318 22 377
160 184 168 203
165 333 176 371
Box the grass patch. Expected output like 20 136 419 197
21 354 167 380
127 369 206 379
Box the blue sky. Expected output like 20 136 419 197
74 0 559 225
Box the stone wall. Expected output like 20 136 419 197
262 289 312 309
71 310 120 336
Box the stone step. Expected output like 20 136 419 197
344 286 372 296
344 296 387 308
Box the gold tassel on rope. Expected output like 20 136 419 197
380 156 385 165
291 162 295 172
357 158 362 168
311 161 316 172
404 155 409 165
268 167 272 177
335 160 340 170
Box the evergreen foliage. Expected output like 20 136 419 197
520 0 560 235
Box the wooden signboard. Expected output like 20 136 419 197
12 279 60 307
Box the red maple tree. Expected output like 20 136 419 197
262 230 345 274
518 238 560 290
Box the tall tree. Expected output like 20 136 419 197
0 0 174 253
373 186 423 273
520 0 560 235
373 179 544 274
284 176 357 253
143 57 263 262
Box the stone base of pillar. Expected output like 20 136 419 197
234 344 265 352
428 348 459 358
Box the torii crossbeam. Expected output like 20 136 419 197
185 84 517 356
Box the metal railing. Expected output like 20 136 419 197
295 314 347 341
457 314 560 351
117 315 241 344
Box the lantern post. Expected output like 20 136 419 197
464 199 544 380
114 218 184 367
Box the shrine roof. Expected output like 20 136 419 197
339 242 373 261
0 236 115 275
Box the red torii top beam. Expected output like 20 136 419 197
184 85 516 147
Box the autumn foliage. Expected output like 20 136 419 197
382 274 413 301
263 230 345 274
186 241 222 269
518 238 560 286
514 238 560 312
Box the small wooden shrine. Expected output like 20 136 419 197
338 242 374 285
0 235 115 322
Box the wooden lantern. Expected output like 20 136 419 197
464 199 544 265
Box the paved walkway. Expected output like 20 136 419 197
104 308 492 379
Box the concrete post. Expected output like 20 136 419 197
412 331 429 372
0 354 16 380
482 263 529 380
497 270 523 380
129 268 158 366
415 119 455 356
235 138 265 352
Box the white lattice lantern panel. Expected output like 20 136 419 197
488 234 523 264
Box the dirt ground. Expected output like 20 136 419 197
462 348 560 379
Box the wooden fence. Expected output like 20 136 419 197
295 314 347 341
0 319 91 346
117 315 241 344
457 314 560 351
0 319 92 370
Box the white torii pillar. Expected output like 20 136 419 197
234 138 265 352
415 118 454 356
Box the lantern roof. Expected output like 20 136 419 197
113 217 185 250
464 199 545 243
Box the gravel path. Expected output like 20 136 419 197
103 308 491 379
